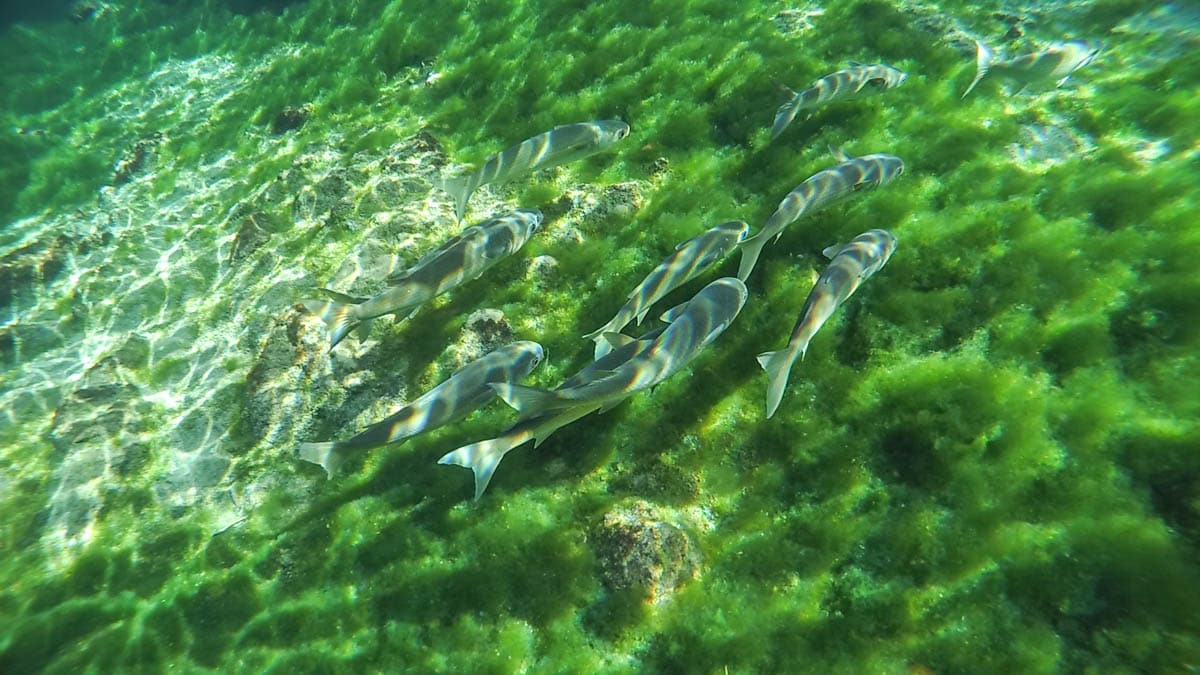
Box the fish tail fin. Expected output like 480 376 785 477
771 93 802 141
490 382 564 418
439 174 473 222
297 441 346 478
962 40 993 98
438 434 527 500
300 295 361 350
757 347 802 419
737 235 766 282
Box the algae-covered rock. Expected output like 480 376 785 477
243 306 334 446
446 308 514 366
591 501 701 604
270 104 311 135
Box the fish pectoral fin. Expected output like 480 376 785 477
829 145 852 162
821 243 843 259
490 382 564 417
600 332 635 351
355 317 377 342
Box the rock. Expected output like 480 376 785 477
45 355 157 543
0 233 73 317
590 501 701 604
230 211 273 261
772 6 825 36
584 181 643 224
271 104 311 135
1007 123 1094 170
525 255 559 287
649 156 670 177
905 2 979 55
243 305 334 446
112 133 163 185
447 309 514 366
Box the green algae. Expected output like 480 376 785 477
2 0 1200 672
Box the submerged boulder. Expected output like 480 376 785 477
591 500 701 604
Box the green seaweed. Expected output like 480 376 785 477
1 0 1199 671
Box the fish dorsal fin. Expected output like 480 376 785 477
600 332 636 350
847 60 863 67
317 288 368 304
821 243 844 259
830 146 852 162
385 267 416 285
659 300 690 323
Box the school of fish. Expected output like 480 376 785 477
295 34 1101 499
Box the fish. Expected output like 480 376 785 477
442 277 746 501
493 277 748 421
962 40 1101 98
772 62 907 140
297 341 544 477
437 328 666 500
737 150 903 282
441 120 631 221
757 229 897 419
584 220 750 359
302 209 542 350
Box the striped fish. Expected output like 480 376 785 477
758 229 897 419
437 327 666 500
584 220 749 359
737 150 903 282
962 40 1100 98
493 277 748 422
442 277 746 501
302 209 542 350
297 341 544 477
773 62 907 140
441 120 630 221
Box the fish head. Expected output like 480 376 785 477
1069 40 1102 71
716 220 752 243
857 229 899 263
527 341 546 371
878 154 905 183
512 208 544 234
702 277 749 318
594 119 631 147
889 67 909 88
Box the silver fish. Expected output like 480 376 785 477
297 341 544 477
584 220 750 359
737 150 903 282
441 120 630 221
302 209 542 349
493 277 748 421
441 276 743 500
758 229 897 419
962 40 1100 98
773 62 907 140
437 328 666 500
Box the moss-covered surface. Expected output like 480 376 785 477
2 0 1198 671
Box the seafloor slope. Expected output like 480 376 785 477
0 0 1197 672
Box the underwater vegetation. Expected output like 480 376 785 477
1 0 1199 672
